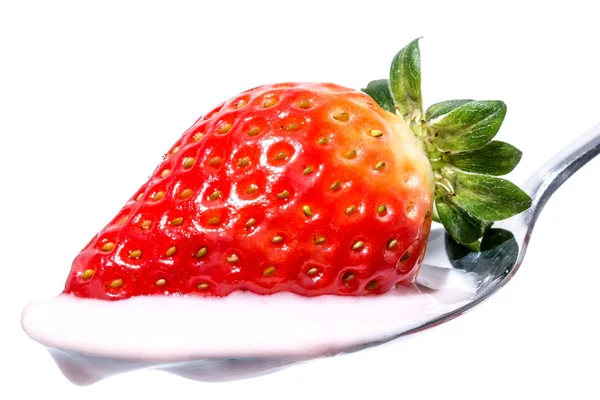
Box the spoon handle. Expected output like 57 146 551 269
523 123 600 225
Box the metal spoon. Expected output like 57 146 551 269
410 121 600 339
34 123 600 385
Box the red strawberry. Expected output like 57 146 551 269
63 39 530 300
65 82 434 300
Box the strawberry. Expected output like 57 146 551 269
64 39 531 300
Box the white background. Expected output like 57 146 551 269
2 0 599 398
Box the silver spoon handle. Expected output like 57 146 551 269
522 123 600 225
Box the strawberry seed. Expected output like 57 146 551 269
263 98 277 108
110 279 123 289
208 156 223 166
207 217 221 225
387 239 399 250
345 205 356 215
248 126 261 136
192 133 204 142
374 161 386 171
160 169 170 178
369 129 383 138
271 235 283 244
209 190 222 200
342 271 355 282
306 267 319 276
343 150 357 159
303 165 314 175
171 217 184 226
129 250 142 259
400 252 411 262
274 151 288 160
152 191 165 201
277 190 290 199
155 278 167 286
329 181 341 191
165 246 177 257
366 280 378 291
180 188 194 199
246 184 259 194
351 240 365 251
377 204 387 214
196 247 208 258
219 122 232 134
101 242 115 252
313 235 326 245
197 282 209 290
182 157 195 169
140 220 152 229
237 157 251 167
245 218 257 227
263 266 276 276
81 269 94 280
227 254 239 263
333 112 349 122
303 205 313 217
298 99 311 109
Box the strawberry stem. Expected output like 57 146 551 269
362 38 532 248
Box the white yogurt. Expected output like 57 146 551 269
21 265 479 385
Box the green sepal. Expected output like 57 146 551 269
361 79 395 113
462 240 481 253
425 99 474 121
435 192 492 245
361 38 532 251
389 38 423 124
427 100 507 152
451 171 532 221
445 141 523 176
430 202 441 223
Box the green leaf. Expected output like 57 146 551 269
361 79 395 113
427 100 507 152
453 172 532 221
446 141 523 176
425 99 474 121
389 38 423 122
435 193 492 245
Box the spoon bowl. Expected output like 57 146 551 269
21 124 600 385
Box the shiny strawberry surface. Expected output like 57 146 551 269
64 83 434 300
